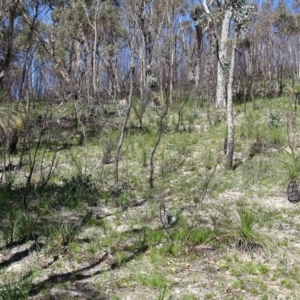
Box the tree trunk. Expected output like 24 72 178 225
225 38 236 170
9 131 18 155
0 5 16 87
216 10 233 108
114 63 134 184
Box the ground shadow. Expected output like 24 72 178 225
28 244 149 297
0 242 44 268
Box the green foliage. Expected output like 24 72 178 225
136 271 171 289
0 275 32 300
237 205 258 243
235 205 272 250
116 191 131 207
217 203 273 251
169 218 214 247
295 86 300 93
0 94 300 299
146 229 163 247
281 156 300 180
287 160 300 180
273 0 299 35
204 148 214 170
102 135 117 165
233 0 254 31
268 112 282 127
59 174 98 207
0 209 38 247
43 220 80 250
0 91 24 132
271 127 285 145
140 147 148 167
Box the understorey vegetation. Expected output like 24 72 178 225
1 0 300 299
1 96 300 299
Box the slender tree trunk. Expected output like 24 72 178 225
92 5 98 99
0 5 15 86
114 63 134 183
226 38 236 170
297 37 300 79
139 45 145 103
194 15 203 91
167 0 175 106
149 111 167 189
216 10 232 108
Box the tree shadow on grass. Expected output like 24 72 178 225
0 177 152 298
28 244 149 298
0 242 44 268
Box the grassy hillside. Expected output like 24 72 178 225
1 96 300 299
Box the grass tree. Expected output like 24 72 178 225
0 101 23 155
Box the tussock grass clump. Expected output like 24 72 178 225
0 275 32 300
0 208 38 247
217 204 274 251
136 271 171 289
58 174 99 207
281 156 300 181
170 225 214 247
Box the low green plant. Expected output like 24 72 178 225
141 147 148 168
244 261 269 275
0 209 38 246
44 221 80 252
0 209 17 247
101 135 117 165
59 174 97 207
187 113 195 125
166 219 215 256
219 204 273 251
236 206 263 250
3 171 17 189
270 127 285 145
281 156 300 180
204 149 214 170
182 294 198 300
136 271 170 289
0 274 32 300
15 210 38 242
281 279 293 289
187 227 214 245
96 218 111 234
69 242 81 254
157 285 168 300
232 278 246 289
146 228 163 247
87 240 100 255
268 112 282 127
117 191 131 208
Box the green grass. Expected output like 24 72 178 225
135 271 172 290
0 274 32 300
215 203 275 251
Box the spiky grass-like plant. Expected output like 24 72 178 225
0 92 24 156
280 155 300 181
236 206 262 250
219 205 274 251
0 90 24 132
0 275 32 300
